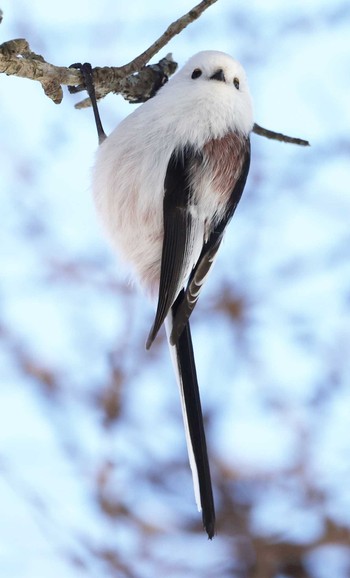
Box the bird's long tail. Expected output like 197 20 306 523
166 304 215 539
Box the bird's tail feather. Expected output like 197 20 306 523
165 310 215 539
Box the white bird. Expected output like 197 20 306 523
86 50 253 538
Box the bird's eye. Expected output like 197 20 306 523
233 77 240 90
191 68 202 79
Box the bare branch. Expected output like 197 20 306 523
0 39 81 104
0 2 309 147
0 1 218 104
71 54 177 109
0 38 177 105
253 122 310 146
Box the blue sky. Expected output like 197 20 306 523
1 1 350 577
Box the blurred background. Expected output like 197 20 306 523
0 1 350 576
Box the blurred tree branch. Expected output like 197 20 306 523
0 2 309 146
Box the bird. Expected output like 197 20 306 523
88 50 253 539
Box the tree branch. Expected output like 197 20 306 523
253 123 310 146
0 38 79 104
70 54 178 109
0 2 310 147
0 0 218 105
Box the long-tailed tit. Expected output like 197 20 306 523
87 51 253 538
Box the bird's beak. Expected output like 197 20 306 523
210 69 226 82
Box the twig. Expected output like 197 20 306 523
253 123 310 146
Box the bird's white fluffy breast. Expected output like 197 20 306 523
92 104 179 292
92 51 253 292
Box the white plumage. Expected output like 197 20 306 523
93 51 253 292
92 50 253 538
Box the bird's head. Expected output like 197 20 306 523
165 50 254 140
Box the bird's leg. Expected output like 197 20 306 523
69 62 106 145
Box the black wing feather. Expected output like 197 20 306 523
146 147 200 349
170 139 251 344
146 136 251 540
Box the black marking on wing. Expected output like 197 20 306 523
146 147 201 349
170 138 251 345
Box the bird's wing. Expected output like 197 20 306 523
151 138 251 539
146 147 202 349
170 139 251 345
